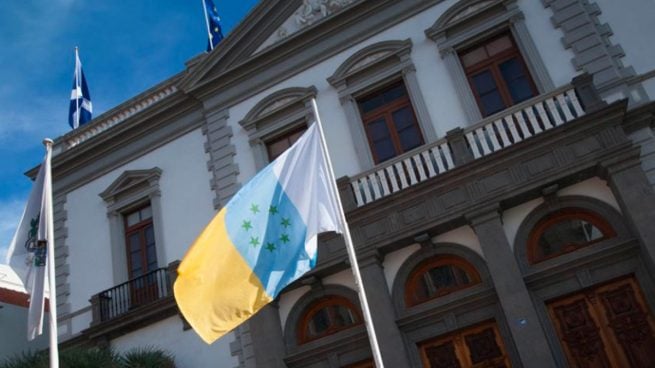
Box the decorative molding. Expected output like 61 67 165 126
99 168 163 207
60 81 179 151
542 0 648 104
257 0 362 51
202 108 240 209
99 168 166 285
327 39 412 89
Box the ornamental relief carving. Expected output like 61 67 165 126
257 0 360 52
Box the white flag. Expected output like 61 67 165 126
5 153 51 340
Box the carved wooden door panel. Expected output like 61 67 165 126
419 321 511 368
547 277 655 368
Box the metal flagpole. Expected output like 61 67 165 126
309 98 385 367
44 138 59 368
74 47 80 129
200 0 213 51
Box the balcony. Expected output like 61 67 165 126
347 74 602 208
93 268 171 323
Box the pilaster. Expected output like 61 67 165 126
358 252 412 367
467 206 557 367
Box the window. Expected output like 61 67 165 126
240 87 316 169
419 321 512 367
266 125 307 161
329 39 437 169
298 295 362 343
357 82 424 163
405 256 481 307
124 205 158 279
460 33 537 117
425 0 554 123
527 208 616 264
100 168 165 285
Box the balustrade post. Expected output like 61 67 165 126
446 127 473 165
89 294 101 326
572 73 607 113
167 260 180 287
337 175 357 212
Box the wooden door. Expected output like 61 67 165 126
419 321 511 368
547 277 655 367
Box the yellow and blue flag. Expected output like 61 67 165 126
174 123 344 344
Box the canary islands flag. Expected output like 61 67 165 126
174 123 344 343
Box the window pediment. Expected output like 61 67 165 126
328 39 412 89
239 86 317 135
100 168 162 207
426 0 512 42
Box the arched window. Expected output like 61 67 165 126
298 295 362 344
527 208 616 264
405 256 481 307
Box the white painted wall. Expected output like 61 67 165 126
0 303 49 359
433 226 483 256
383 244 421 294
519 0 578 88
110 316 236 368
227 0 578 183
594 0 655 76
65 129 215 334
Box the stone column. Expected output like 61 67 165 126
603 150 655 272
358 253 412 367
468 207 557 367
247 303 288 368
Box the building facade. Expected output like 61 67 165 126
46 0 655 367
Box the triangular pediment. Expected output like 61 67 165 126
179 0 362 93
99 168 162 203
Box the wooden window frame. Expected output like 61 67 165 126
527 208 617 264
265 124 307 161
358 81 424 164
405 255 481 307
461 32 538 117
297 295 363 344
124 206 157 280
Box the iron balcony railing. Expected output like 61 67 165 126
94 267 171 323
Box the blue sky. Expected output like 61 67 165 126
0 0 260 261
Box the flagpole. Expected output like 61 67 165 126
200 0 213 51
43 138 59 368
309 98 385 367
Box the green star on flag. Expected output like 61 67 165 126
265 242 276 252
249 236 260 247
250 204 260 214
269 205 278 215
242 220 252 231
280 233 290 244
281 217 291 228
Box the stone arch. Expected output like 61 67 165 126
513 195 631 273
283 284 361 348
391 242 491 314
